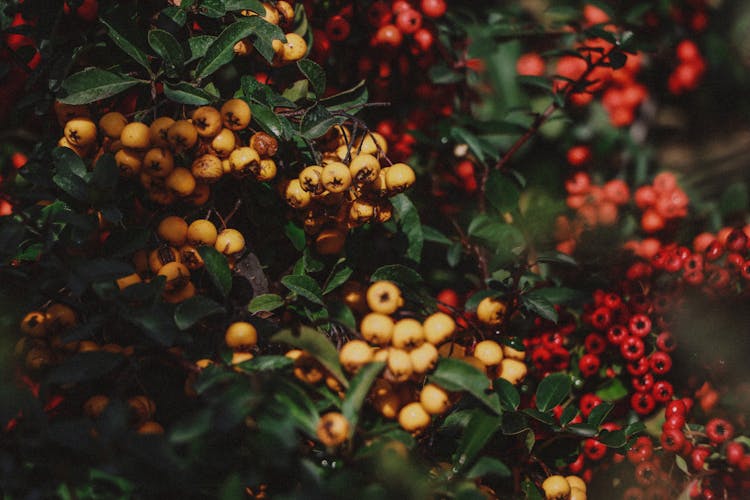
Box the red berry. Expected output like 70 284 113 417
704 240 724 262
631 392 656 415
566 145 591 167
579 393 602 418
725 228 748 252
578 354 600 378
590 306 612 330
412 28 434 52
676 40 700 62
627 436 654 464
632 373 654 393
661 428 686 453
516 52 546 77
691 446 711 470
395 8 422 35
367 1 392 27
662 413 686 431
652 380 674 403
634 460 658 486
726 442 745 465
607 324 628 344
656 332 677 352
583 438 607 460
705 418 734 444
326 15 351 41
629 314 652 337
420 0 447 18
10 152 27 169
373 24 403 47
665 399 687 418
621 336 645 361
627 357 650 376
650 352 672 375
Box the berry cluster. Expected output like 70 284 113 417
633 172 689 234
668 40 706 95
284 126 415 255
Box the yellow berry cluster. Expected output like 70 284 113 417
83 394 164 435
233 1 307 67
116 215 246 303
16 302 138 374
541 474 588 500
283 127 416 255
54 99 278 206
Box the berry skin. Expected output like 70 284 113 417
726 442 745 465
366 281 403 314
567 145 591 167
620 336 645 361
541 475 570 500
649 352 672 375
583 438 607 461
398 402 430 433
665 399 687 418
705 418 734 444
660 428 686 452
316 412 350 447
578 353 600 377
652 380 674 403
631 392 656 415
628 314 652 337
420 0 447 18
326 15 350 41
476 297 507 326
395 8 422 35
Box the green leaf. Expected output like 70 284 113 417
174 296 224 330
675 455 689 474
522 479 544 500
200 0 227 18
597 429 627 448
568 423 598 438
236 355 293 372
466 456 512 479
560 405 578 427
596 378 628 401
454 409 502 472
169 409 212 444
429 358 501 415
421 225 452 245
429 64 464 84
163 82 217 105
517 75 553 91
500 410 529 435
521 408 555 425
198 247 233 297
297 59 326 97
148 29 185 72
271 326 348 388
59 68 144 105
467 215 525 258
272 378 319 436
370 264 423 287
100 16 151 71
284 221 306 251
281 274 324 306
319 80 368 113
91 154 119 191
187 35 216 63
534 251 578 266
300 103 345 140
494 378 520 410
53 149 89 200
196 18 284 79
535 372 571 412
225 0 264 12
719 182 749 216
587 401 614 427
485 171 520 212
323 260 353 295
46 352 124 384
392 194 423 264
251 104 293 140
248 293 285 313
128 304 179 346
342 361 385 437
521 292 558 322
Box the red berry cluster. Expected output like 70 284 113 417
668 39 706 95
643 227 750 293
374 119 417 162
556 172 630 254
633 172 689 233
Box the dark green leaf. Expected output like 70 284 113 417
522 479 544 500
198 246 233 297
91 153 119 191
196 18 284 78
521 408 555 425
187 35 216 63
128 304 178 345
535 372 571 412
720 182 749 216
429 64 464 84
422 225 452 245
281 274 324 306
272 378 319 436
297 59 326 97
500 410 529 435
59 68 144 105
271 326 348 388
236 355 293 372
319 80 368 113
608 50 627 69
100 16 151 71
392 194 423 264
225 0 264 12
485 171 520 212
174 296 224 330
284 221 306 251
300 103 345 140
534 251 578 266
163 82 217 105
200 0 226 18
467 215 525 257
342 361 385 437
429 358 501 415
323 260 353 295
494 378 520 410
521 291 558 323
454 409 502 472
568 423 598 438
148 29 185 72
248 293 285 313
370 264 423 287
597 429 627 448
466 456 512 479
169 410 212 444
46 352 124 384
560 405 578 426
587 401 614 427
